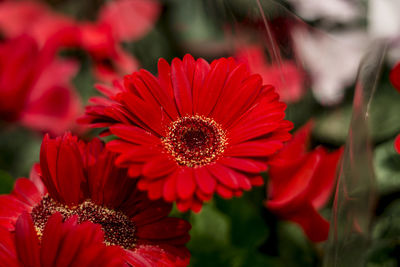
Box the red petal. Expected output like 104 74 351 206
309 147 343 209
215 185 234 199
11 178 42 206
192 58 210 112
99 0 160 42
15 213 40 266
219 157 266 174
196 58 228 116
171 58 193 116
0 227 19 267
268 152 320 207
390 62 400 92
395 134 400 154
157 58 174 98
176 168 196 200
139 69 178 120
176 199 192 212
193 167 216 195
208 164 239 189
136 217 191 240
142 156 176 179
220 74 262 127
110 124 159 144
55 135 85 205
146 179 165 200
40 213 64 266
225 141 283 157
163 171 178 202
131 202 172 226
183 54 196 87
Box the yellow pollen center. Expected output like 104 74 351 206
31 195 136 249
162 115 227 167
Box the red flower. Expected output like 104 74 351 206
81 54 293 212
0 0 159 82
98 0 161 42
265 122 343 242
0 133 191 266
390 62 400 92
0 212 125 267
236 45 305 103
394 134 400 154
0 35 81 134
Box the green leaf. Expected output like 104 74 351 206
374 139 400 194
215 188 268 248
367 199 400 266
0 170 14 194
189 203 231 248
188 203 232 267
314 71 400 145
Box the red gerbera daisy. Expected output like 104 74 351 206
80 54 293 212
0 212 125 267
265 122 343 242
0 133 191 266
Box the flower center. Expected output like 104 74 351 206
162 115 227 167
31 195 136 249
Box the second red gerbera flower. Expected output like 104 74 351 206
0 133 191 266
81 54 293 212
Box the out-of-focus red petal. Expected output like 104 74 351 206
136 217 191 240
395 134 400 154
98 0 160 42
390 62 400 92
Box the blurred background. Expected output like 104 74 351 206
1 0 400 266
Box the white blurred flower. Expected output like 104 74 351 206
286 0 362 23
292 28 368 105
368 0 400 64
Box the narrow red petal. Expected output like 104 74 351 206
208 164 239 189
176 168 196 200
193 167 216 195
142 156 176 179
15 213 40 266
171 58 193 115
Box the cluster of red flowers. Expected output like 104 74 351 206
0 35 80 135
0 0 159 133
0 2 346 265
0 51 344 265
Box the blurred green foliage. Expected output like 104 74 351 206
314 69 400 145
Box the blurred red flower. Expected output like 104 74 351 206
394 134 400 154
0 35 81 134
81 54 293 212
265 122 343 242
0 133 191 266
98 0 160 42
236 45 305 103
0 0 160 82
0 212 125 267
390 62 400 154
390 61 400 92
